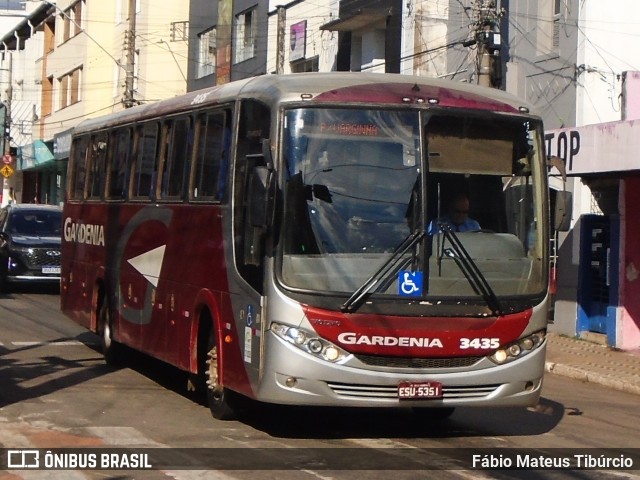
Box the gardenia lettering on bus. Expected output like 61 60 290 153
63 218 105 246
337 332 443 348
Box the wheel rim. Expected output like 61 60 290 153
206 343 224 401
102 308 112 350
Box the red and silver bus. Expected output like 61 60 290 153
62 73 551 420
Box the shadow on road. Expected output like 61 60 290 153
111 349 565 439
0 282 61 296
0 336 115 409
230 396 565 439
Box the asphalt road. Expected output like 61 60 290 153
0 287 638 479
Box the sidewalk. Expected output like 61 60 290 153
545 332 640 396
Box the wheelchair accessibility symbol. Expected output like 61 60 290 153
398 270 423 296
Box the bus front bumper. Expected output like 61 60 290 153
254 333 547 408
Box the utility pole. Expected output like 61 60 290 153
123 0 137 108
465 0 502 88
275 6 286 74
1 52 12 204
3 52 11 156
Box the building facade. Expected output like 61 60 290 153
187 0 269 92
505 0 640 349
2 0 640 348
0 0 189 207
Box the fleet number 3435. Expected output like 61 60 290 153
459 338 500 349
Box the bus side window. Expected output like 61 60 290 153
159 116 192 200
107 128 132 200
190 109 230 202
69 136 89 201
233 100 271 292
86 132 108 200
131 122 159 201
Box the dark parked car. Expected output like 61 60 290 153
0 204 62 292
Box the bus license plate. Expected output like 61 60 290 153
398 381 443 400
42 267 61 274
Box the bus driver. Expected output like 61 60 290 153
428 193 480 234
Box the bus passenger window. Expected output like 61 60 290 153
86 133 108 200
69 136 89 200
131 123 159 200
190 110 230 202
160 117 192 200
190 112 231 201
107 128 132 200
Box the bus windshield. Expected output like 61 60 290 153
280 107 546 305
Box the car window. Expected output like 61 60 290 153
10 211 62 236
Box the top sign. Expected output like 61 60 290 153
2 154 13 165
545 118 640 176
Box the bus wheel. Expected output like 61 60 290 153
98 300 123 365
411 407 456 421
204 329 237 420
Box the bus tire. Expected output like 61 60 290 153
98 299 124 366
203 327 237 420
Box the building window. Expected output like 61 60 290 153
537 0 561 56
171 21 188 42
290 56 319 73
61 0 84 43
234 8 256 64
42 76 53 117
58 67 82 110
552 0 561 49
198 27 216 78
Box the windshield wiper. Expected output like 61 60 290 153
438 224 503 316
341 230 425 313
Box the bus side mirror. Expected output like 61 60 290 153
248 165 275 229
554 190 572 231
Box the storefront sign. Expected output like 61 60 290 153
290 21 306 62
545 119 640 175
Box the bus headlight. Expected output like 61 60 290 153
270 322 350 363
490 330 546 365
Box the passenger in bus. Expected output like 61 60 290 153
428 193 480 234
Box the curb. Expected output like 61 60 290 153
545 361 640 396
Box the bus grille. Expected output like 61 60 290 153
326 382 500 400
353 354 483 369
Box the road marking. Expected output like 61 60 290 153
0 423 235 480
10 341 98 347
84 426 164 447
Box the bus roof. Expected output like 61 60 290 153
73 72 538 135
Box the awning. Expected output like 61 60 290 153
0 3 53 51
17 139 56 171
320 9 389 32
